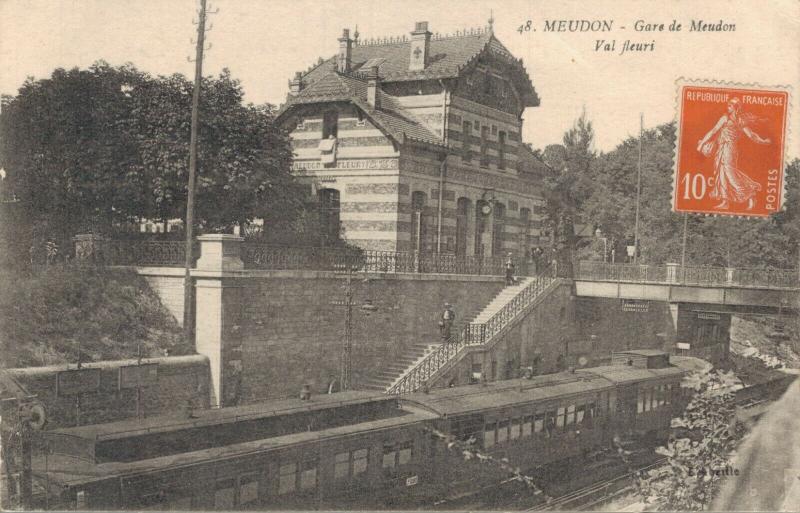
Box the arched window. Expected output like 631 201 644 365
322 110 338 139
318 188 340 246
475 199 490 256
455 198 470 257
410 191 427 253
492 202 506 256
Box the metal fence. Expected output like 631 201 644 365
387 266 557 395
241 244 527 276
576 261 800 289
78 239 538 276
84 240 196 267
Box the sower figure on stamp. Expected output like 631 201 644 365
697 97 771 211
505 253 516 285
439 302 455 344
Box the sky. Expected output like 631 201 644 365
1 0 799 158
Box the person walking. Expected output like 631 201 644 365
440 303 456 344
505 253 516 285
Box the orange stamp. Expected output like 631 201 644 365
674 81 790 217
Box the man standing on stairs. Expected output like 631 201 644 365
505 253 516 285
440 303 456 344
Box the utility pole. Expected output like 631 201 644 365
183 0 209 343
633 113 643 264
680 213 688 282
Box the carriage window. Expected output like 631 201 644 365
497 420 510 443
279 463 297 495
657 386 665 407
557 406 567 429
534 412 544 434
637 389 645 413
509 418 521 440
353 448 369 476
300 460 317 490
335 452 350 480
522 415 533 437
214 479 235 509
566 405 576 426
545 410 557 436
398 442 413 466
239 474 259 506
382 445 397 469
484 422 496 448
665 384 672 404
576 405 585 425
586 403 596 426
166 495 192 510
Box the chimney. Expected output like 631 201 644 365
288 71 303 95
366 66 380 108
337 28 353 73
409 21 431 71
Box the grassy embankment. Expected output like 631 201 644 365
0 265 191 368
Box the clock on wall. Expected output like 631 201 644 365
481 203 493 216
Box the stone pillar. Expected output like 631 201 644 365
72 233 106 263
192 235 245 408
725 267 735 286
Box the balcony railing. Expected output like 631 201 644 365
79 237 534 277
387 266 557 395
242 244 527 276
575 261 800 289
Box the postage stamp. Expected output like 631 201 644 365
673 80 791 217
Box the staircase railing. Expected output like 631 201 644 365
386 266 557 395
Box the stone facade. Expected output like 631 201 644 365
277 22 548 257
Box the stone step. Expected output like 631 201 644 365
360 384 388 392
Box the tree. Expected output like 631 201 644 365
540 110 596 274
583 117 800 268
636 370 744 510
0 62 308 257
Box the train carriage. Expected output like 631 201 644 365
30 351 685 510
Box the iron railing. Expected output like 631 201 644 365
242 244 527 276
79 240 195 267
576 261 800 289
387 266 558 395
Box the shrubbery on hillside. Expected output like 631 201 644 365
0 266 191 368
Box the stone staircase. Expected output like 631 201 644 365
386 270 557 394
359 277 538 392
471 277 537 323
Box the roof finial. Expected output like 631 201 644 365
488 10 495 33
354 24 360 42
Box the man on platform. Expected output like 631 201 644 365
440 303 456 344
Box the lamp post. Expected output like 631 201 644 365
331 268 379 391
595 228 608 263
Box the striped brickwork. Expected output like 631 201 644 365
447 95 522 173
285 91 543 255
399 152 545 257
394 94 446 139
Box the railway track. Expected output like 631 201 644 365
527 458 666 511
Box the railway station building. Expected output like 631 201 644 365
276 20 550 258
